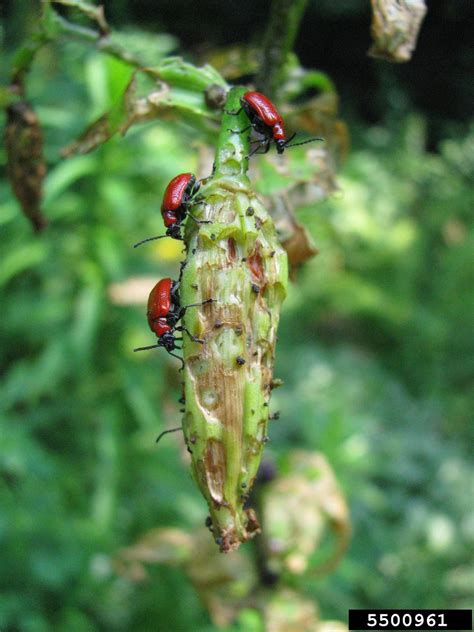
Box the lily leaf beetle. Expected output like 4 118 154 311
228 91 323 157
134 173 210 248
134 277 213 368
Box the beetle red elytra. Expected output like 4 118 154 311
134 173 210 248
228 91 323 157
134 277 213 368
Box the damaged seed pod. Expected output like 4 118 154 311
180 87 288 552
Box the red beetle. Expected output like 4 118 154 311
134 173 210 248
134 276 213 368
229 91 323 157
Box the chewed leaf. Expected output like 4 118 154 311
368 0 427 62
61 114 111 157
62 59 225 156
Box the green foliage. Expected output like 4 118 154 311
274 117 474 616
1 21 473 632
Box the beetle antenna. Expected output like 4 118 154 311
284 136 324 149
133 343 158 352
181 298 214 310
155 427 183 444
133 235 167 248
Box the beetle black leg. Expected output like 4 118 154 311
180 298 214 311
177 327 204 344
156 427 183 444
187 212 212 225
247 139 270 158
177 260 187 283
224 106 243 116
256 141 272 155
167 350 185 370
227 125 252 134
169 282 180 305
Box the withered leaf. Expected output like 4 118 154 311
5 101 48 232
369 0 427 62
268 193 319 275
262 451 350 577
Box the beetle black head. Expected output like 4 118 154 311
167 224 183 240
275 139 286 154
158 332 177 351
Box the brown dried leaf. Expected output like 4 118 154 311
113 464 348 627
369 0 427 62
185 530 256 626
114 527 256 626
261 588 347 632
267 193 319 276
262 451 350 577
114 528 193 580
264 589 320 632
5 101 48 232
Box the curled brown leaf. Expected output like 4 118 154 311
369 0 427 62
5 101 48 232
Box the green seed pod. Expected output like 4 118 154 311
180 87 288 552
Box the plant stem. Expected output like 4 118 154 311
213 87 250 179
179 88 288 552
10 5 151 90
255 0 309 99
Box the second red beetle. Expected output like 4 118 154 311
134 173 209 248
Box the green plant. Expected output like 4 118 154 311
3 0 340 553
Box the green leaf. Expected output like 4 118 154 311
0 243 46 287
43 154 97 205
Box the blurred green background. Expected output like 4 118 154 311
1 2 473 631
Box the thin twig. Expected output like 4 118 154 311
255 0 309 99
10 7 151 91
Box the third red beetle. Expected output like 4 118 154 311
134 276 213 368
229 91 323 157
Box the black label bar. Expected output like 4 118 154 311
348 609 472 631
